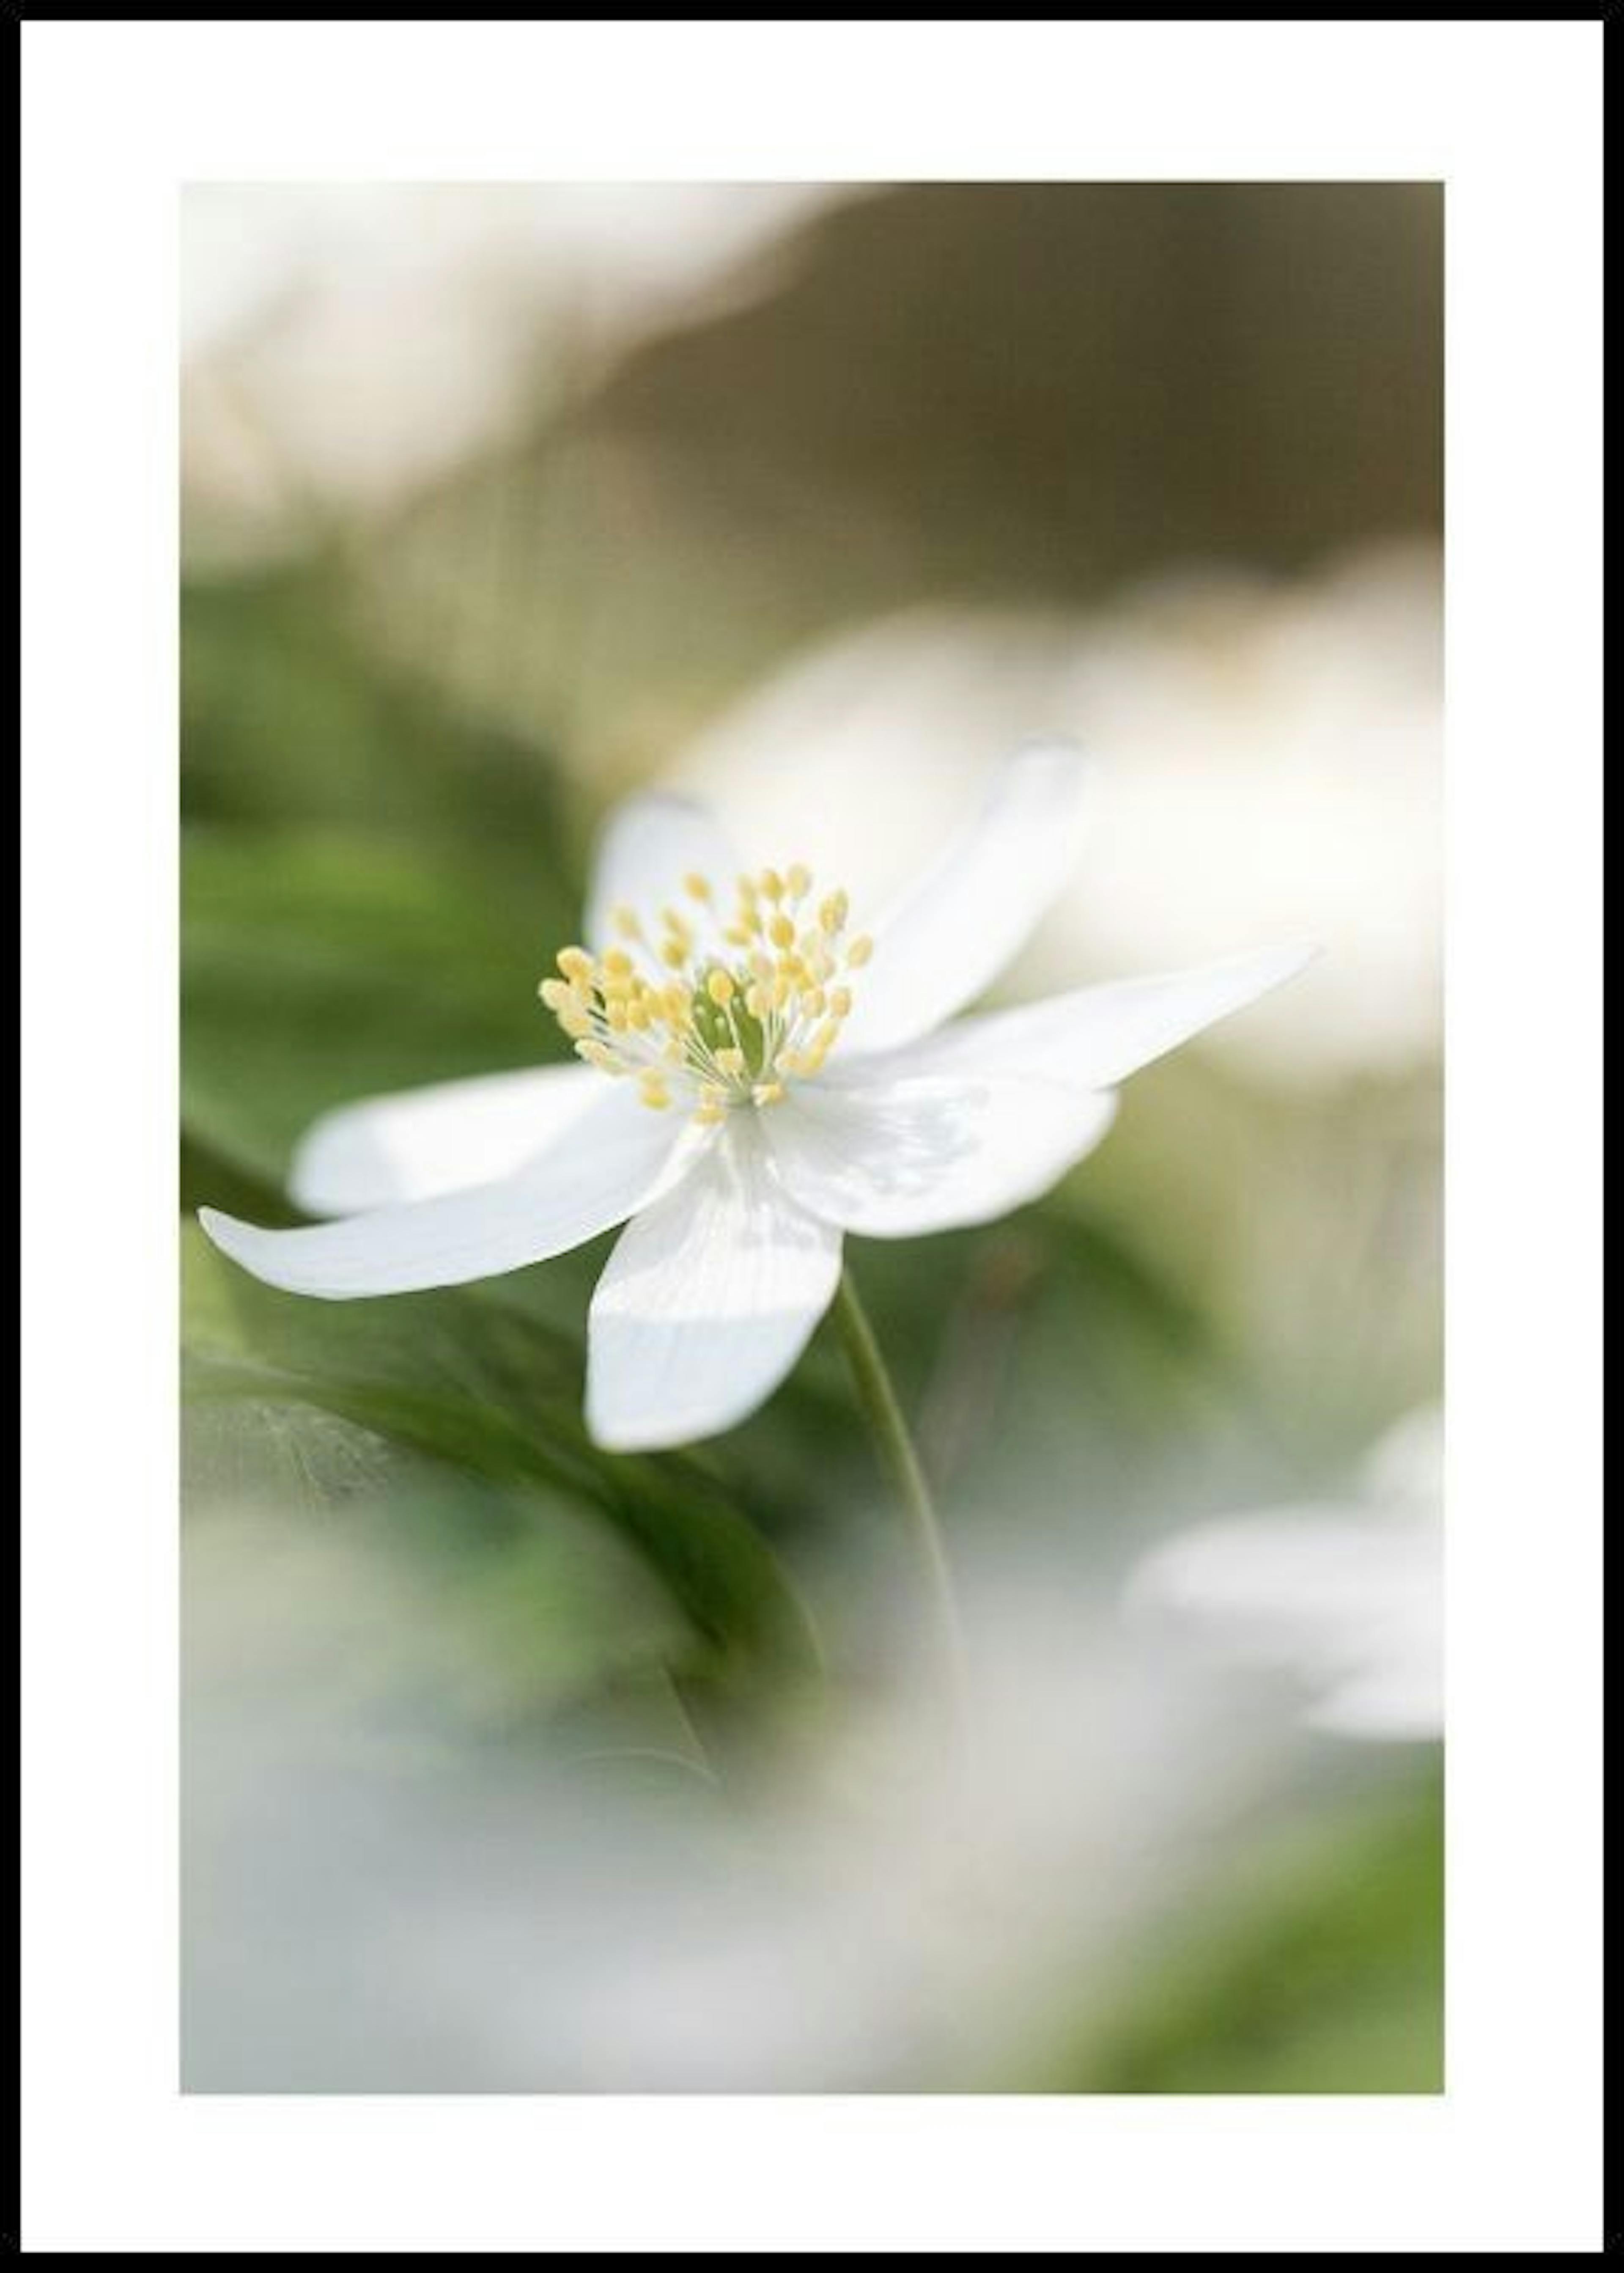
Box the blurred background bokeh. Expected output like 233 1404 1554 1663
181 181 1443 2092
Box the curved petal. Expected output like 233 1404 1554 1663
290 1061 603 1215
200 1083 689 1300
851 944 1318 1095
584 791 741 948
764 1072 1117 1239
1129 1507 1441 1742
837 741 1096 1057
586 1118 842 1451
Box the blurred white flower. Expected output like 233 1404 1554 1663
184 1523 1302 2091
1126 1406 1443 1741
199 745 1309 1450
454 1589 1299 2091
675 542 1440 1085
182 182 850 545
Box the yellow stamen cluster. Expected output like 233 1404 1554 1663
538 863 872 1125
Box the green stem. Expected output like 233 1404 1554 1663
832 1265 965 1707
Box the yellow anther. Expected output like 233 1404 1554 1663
694 1104 725 1129
543 857 862 1103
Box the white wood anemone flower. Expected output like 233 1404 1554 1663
199 745 1313 1455
1125 1407 1442 1741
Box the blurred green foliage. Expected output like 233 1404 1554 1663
1041 1766 1444 2094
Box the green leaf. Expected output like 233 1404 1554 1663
182 564 583 866
1025 1765 1444 2093
182 825 577 1185
182 1224 823 1712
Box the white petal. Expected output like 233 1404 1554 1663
584 791 740 948
290 1062 603 1215
764 1072 1118 1239
1307 1668 1443 1744
200 1083 687 1300
1129 1508 1441 1743
837 741 1096 1056
853 943 1318 1095
586 1118 842 1451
